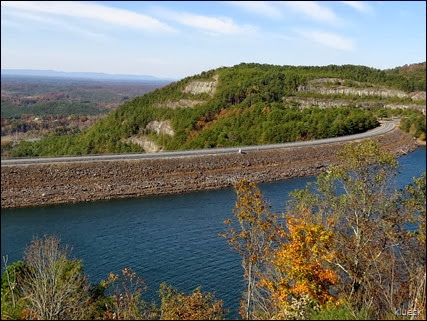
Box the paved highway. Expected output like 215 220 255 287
1 121 396 166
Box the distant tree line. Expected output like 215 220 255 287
1 101 108 119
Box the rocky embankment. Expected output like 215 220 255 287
292 78 427 115
298 78 425 101
1 129 418 208
284 97 426 114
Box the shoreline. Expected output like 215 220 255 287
1 129 419 209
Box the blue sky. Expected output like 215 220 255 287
1 1 426 79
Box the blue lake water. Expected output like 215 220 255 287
1 146 425 318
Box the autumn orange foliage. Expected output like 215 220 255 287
159 283 225 320
260 213 338 314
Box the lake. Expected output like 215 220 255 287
1 146 425 317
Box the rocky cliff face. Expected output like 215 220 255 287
298 78 426 101
122 136 162 153
155 99 205 109
146 120 175 136
182 74 219 96
123 120 175 153
410 91 426 100
298 84 411 99
284 97 426 114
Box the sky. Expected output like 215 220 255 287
1 1 426 79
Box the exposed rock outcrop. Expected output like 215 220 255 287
182 74 219 96
284 97 426 114
298 84 410 99
122 135 162 153
410 91 426 101
155 99 205 109
309 78 364 85
146 120 175 136
299 78 426 102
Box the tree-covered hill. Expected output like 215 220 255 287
385 62 426 91
8 63 426 157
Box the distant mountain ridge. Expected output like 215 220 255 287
1 69 174 81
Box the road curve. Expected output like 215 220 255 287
1 121 396 166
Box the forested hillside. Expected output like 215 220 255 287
7 63 426 157
385 62 426 91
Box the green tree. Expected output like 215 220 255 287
1 259 27 320
405 173 426 244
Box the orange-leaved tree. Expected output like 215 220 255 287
259 209 338 319
158 283 226 320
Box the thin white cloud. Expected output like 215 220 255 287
0 1 175 32
157 9 257 35
2 8 109 40
280 1 339 24
226 1 282 18
340 1 373 14
297 29 354 51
